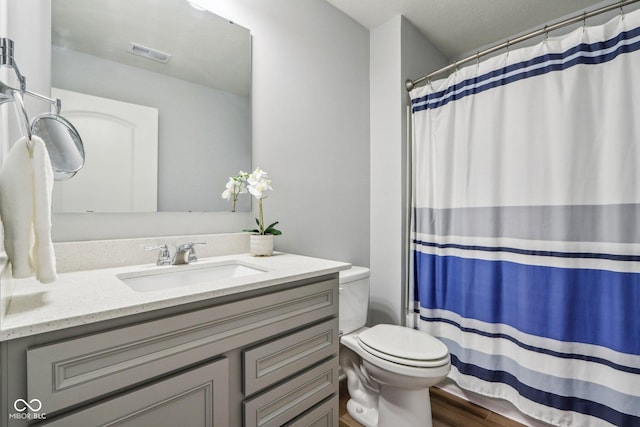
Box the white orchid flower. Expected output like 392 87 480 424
249 167 266 179
221 173 249 211
221 176 245 199
221 177 235 200
247 168 272 200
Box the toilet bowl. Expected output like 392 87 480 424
339 267 451 427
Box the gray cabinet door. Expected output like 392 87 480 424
41 358 228 427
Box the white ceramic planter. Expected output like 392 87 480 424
249 234 274 257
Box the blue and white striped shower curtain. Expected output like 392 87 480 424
409 9 640 427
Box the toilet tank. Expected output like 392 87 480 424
339 266 370 335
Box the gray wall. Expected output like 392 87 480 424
52 46 251 212
369 16 448 325
203 0 371 267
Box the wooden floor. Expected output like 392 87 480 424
339 381 526 427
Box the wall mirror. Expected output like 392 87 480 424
51 0 252 213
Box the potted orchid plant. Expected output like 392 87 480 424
222 167 281 256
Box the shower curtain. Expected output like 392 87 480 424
409 9 640 427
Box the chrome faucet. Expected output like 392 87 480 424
171 242 206 265
145 244 172 266
146 242 206 265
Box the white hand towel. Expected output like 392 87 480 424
0 136 57 283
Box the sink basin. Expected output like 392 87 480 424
117 261 267 292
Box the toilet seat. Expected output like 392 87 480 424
358 324 449 368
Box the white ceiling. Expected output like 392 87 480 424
326 0 612 59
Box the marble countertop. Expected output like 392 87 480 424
0 252 350 341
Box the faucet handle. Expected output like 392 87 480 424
186 242 206 263
175 242 191 251
145 244 171 265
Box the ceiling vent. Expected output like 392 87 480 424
127 42 172 63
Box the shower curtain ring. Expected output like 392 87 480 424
583 11 587 27
543 25 549 43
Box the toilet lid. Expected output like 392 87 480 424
358 325 449 367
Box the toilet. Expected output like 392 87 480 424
339 266 451 427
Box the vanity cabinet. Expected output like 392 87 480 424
0 274 339 427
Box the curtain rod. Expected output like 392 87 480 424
405 0 640 91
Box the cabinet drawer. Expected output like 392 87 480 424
42 358 229 427
27 278 337 414
244 318 338 396
284 396 338 427
243 357 338 427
